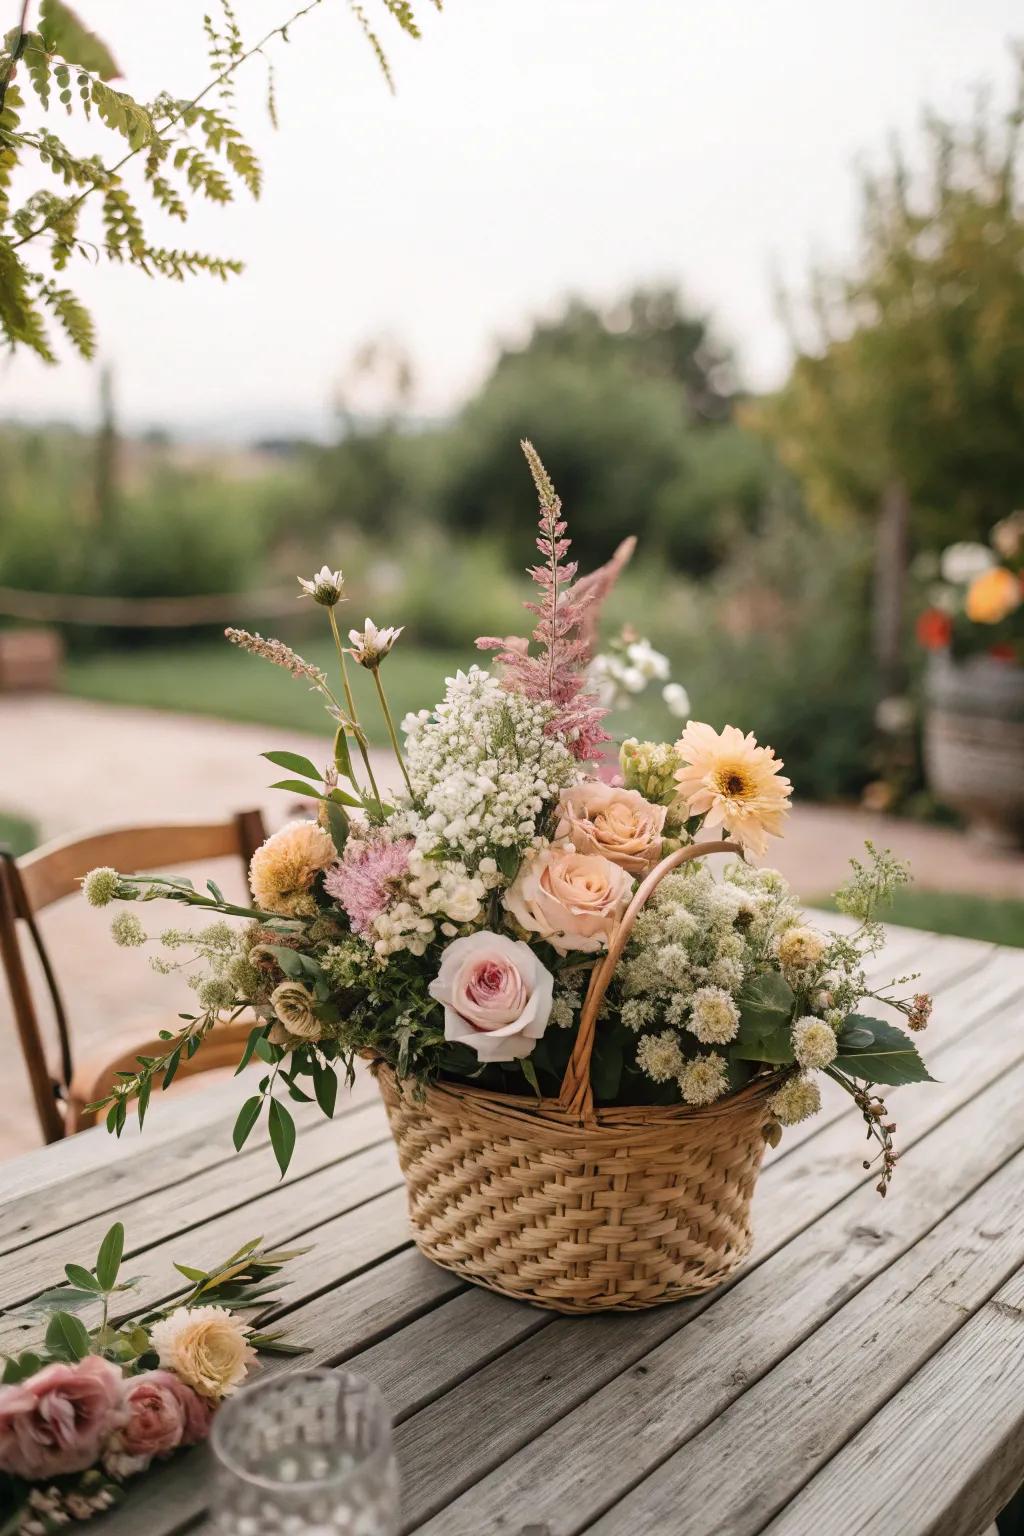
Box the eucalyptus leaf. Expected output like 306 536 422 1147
95 1222 124 1291
312 1059 338 1118
268 778 324 800
232 1095 263 1151
45 1310 91 1361
263 750 322 782
268 1097 296 1177
64 1263 100 1292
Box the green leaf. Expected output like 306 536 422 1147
161 1048 182 1090
520 1056 542 1100
253 1035 276 1064
333 724 355 786
732 971 797 1064
837 1020 875 1050
64 1263 100 1292
494 844 521 882
263 750 323 782
268 778 324 800
2 1351 43 1383
325 798 349 856
833 1016 935 1086
235 1024 269 1076
312 1059 338 1118
268 1098 296 1178
172 1263 208 1283
590 1023 625 1101
45 1310 91 1361
39 0 120 79
233 1095 263 1151
95 1222 124 1290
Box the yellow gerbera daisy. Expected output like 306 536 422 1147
673 722 792 856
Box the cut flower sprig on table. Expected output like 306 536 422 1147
0 1224 305 1534
83 440 933 1204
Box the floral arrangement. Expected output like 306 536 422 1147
916 513 1024 662
82 441 932 1195
0 1224 304 1533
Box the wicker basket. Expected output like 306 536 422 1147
375 840 781 1313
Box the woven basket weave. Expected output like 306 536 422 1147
375 840 780 1313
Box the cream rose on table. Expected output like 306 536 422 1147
149 1305 256 1401
556 780 667 874
428 931 554 1063
504 845 632 954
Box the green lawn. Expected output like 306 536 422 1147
64 639 672 745
65 640 470 741
815 889 1024 949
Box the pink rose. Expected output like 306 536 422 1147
117 1370 213 1461
503 846 632 955
428 931 554 1063
556 781 667 874
0 1356 126 1481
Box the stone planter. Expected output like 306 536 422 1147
924 653 1024 847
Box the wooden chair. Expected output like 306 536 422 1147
0 810 267 1142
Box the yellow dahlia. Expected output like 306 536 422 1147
673 722 792 856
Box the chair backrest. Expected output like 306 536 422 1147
0 810 267 1143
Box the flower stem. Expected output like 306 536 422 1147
372 667 414 798
327 608 382 810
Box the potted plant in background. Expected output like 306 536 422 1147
916 512 1024 846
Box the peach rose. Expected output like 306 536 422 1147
428 931 554 1063
0 1356 126 1481
556 781 666 874
504 845 632 955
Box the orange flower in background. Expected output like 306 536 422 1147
915 609 952 650
965 566 1021 625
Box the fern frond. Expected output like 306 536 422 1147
22 34 51 109
0 242 56 361
91 80 155 149
347 1 395 93
108 243 243 281
172 143 233 203
36 274 95 357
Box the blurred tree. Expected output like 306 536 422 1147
92 362 119 528
756 60 1024 689
433 287 776 569
0 0 439 364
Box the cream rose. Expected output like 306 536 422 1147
428 931 554 1063
504 846 632 955
269 980 323 1042
556 781 667 874
148 1306 256 1401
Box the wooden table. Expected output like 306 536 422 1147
2 920 1024 1536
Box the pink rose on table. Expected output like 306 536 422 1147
428 932 554 1063
0 1356 126 1481
117 1369 213 1461
504 846 632 954
556 781 667 874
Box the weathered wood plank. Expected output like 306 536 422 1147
0 1073 379 1258
762 1263 1024 1536
587 1154 1024 1536
406 1054 1024 1535
0 1112 397 1336
91 965 1024 1536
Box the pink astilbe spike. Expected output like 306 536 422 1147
477 440 608 761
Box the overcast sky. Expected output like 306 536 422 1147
3 0 1020 436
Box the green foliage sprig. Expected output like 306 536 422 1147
0 0 441 362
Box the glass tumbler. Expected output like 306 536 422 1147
209 1369 400 1536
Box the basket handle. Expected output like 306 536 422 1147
556 839 743 1122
